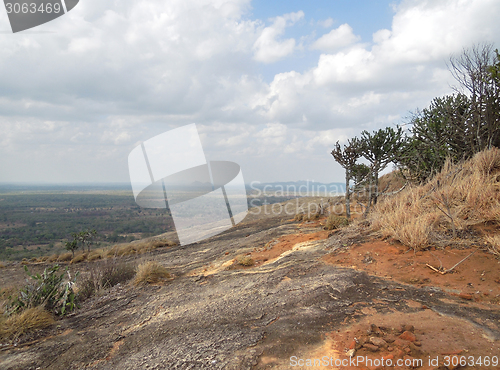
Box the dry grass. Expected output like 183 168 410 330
236 255 255 267
0 261 5 268
294 213 305 221
378 170 407 194
76 259 136 301
57 252 73 262
0 306 54 342
70 253 87 264
370 148 500 250
324 214 349 230
87 250 103 261
294 212 321 222
133 261 170 285
44 239 177 263
47 254 59 263
485 234 500 256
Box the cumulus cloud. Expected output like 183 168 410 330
1 0 499 183
311 23 360 52
249 0 500 134
252 11 304 63
317 17 334 28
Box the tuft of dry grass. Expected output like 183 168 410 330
76 259 136 301
57 252 73 262
70 253 87 264
294 213 305 221
236 255 255 267
0 306 54 342
133 261 170 286
370 148 500 251
87 250 103 261
485 234 500 256
47 254 59 263
23 239 177 265
324 214 349 230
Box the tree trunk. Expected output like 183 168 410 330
373 172 379 205
345 173 351 219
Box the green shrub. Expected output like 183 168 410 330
7 264 78 316
324 214 349 230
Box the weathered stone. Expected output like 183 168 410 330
369 337 387 347
363 343 380 352
459 292 473 300
385 334 397 343
399 330 416 342
403 324 415 333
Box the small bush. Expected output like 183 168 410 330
0 306 54 342
324 214 349 230
7 265 77 316
308 212 321 220
77 259 136 301
236 255 255 267
133 261 170 286
101 260 136 288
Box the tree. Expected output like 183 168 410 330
358 126 404 208
397 94 471 182
65 240 78 258
72 229 97 253
488 49 500 87
331 138 361 219
448 43 500 150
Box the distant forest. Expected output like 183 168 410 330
0 187 296 261
0 192 172 261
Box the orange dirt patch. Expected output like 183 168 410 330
322 240 500 305
250 229 330 267
303 310 500 370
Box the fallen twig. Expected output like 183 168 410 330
426 249 477 275
426 263 446 274
446 249 477 273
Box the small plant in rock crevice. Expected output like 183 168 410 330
7 264 78 316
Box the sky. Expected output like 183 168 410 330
0 0 499 185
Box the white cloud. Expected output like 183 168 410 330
252 11 304 63
311 24 360 52
1 0 499 183
317 17 334 28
